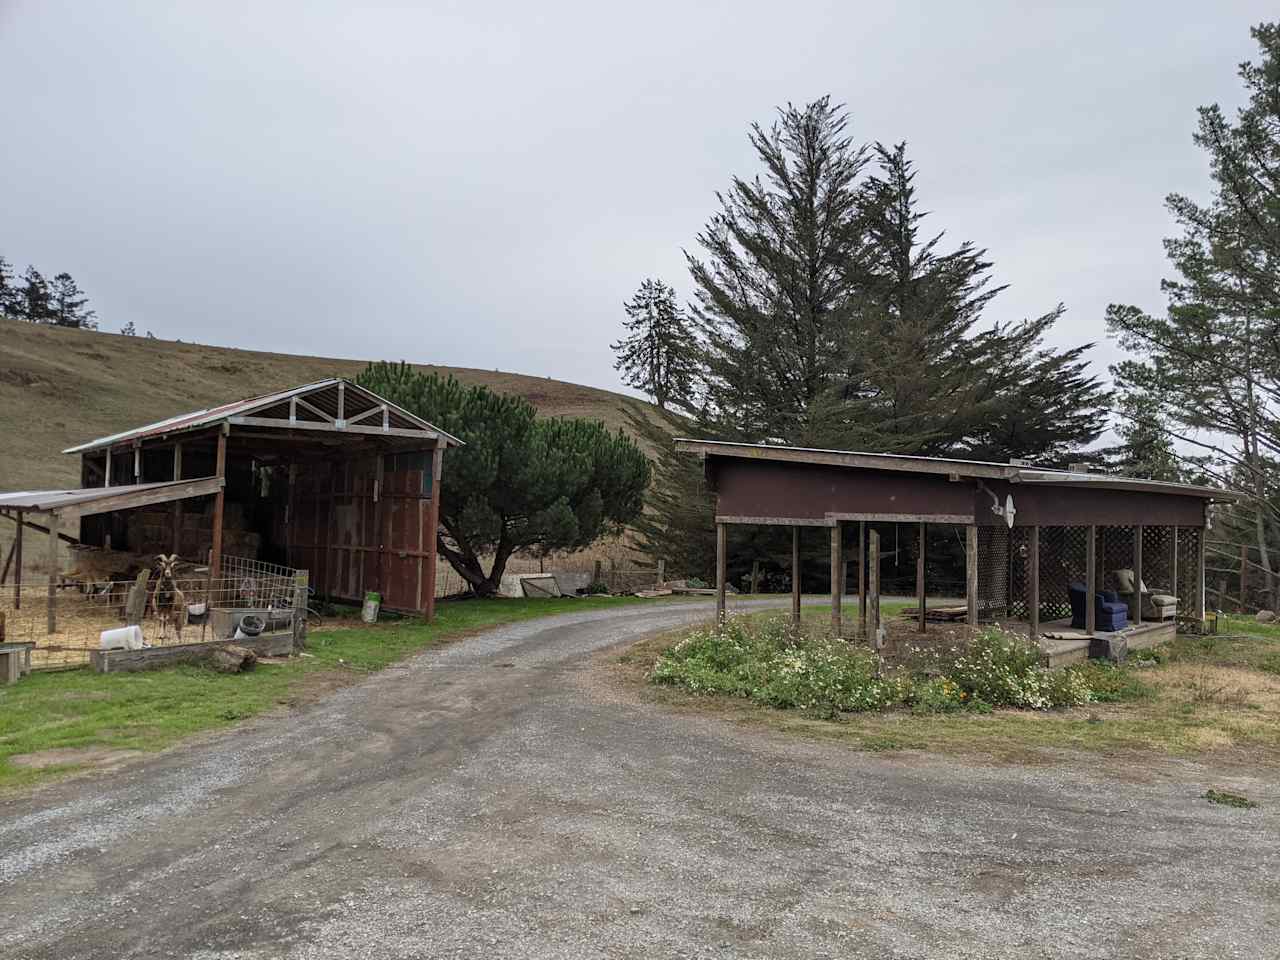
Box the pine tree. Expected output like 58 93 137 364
1106 21 1280 609
20 266 52 322
49 272 97 329
1105 389 1186 482
0 257 19 319
121 320 137 336
611 279 697 411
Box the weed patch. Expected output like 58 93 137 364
1204 788 1258 809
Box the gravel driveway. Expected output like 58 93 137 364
1 599 1277 959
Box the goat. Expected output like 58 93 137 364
148 553 188 642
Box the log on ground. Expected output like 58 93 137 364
210 644 258 673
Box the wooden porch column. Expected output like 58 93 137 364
869 528 881 646
857 521 867 639
1085 524 1097 636
715 521 727 622
209 429 228 582
1133 525 1143 626
916 521 927 633
425 445 444 621
46 511 59 634
1197 525 1207 622
830 522 843 635
171 442 184 555
965 524 978 630
1027 526 1040 641
1171 526 1179 615
104 448 113 488
791 526 801 626
14 510 23 611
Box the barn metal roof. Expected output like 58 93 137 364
63 378 463 454
674 439 1238 501
0 478 224 516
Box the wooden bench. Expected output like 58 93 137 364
0 642 36 684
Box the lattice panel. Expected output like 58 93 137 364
1006 527 1032 622
1141 525 1175 594
1098 525 1135 593
977 525 1010 621
1176 526 1203 616
1040 526 1089 622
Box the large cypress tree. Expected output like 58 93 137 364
611 278 697 411
19 266 51 322
1106 22 1280 609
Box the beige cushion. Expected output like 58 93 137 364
1113 569 1149 594
1150 594 1177 606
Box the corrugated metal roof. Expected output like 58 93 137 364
0 480 207 513
63 379 463 454
675 438 1239 501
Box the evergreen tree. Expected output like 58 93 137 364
686 97 871 443
356 362 650 596
1105 389 1187 482
1106 21 1280 609
49 272 97 329
0 257 19 319
611 279 697 411
20 266 52 322
121 320 137 336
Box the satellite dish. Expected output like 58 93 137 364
1004 494 1016 529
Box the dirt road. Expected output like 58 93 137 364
1 600 1277 959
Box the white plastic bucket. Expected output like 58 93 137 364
100 625 144 651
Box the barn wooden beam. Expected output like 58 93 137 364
791 526 801 626
209 428 227 582
965 525 978 629
715 522 727 622
46 511 59 634
858 521 867 640
916 521 927 633
830 521 843 635
1085 525 1097 636
1134 524 1143 626
228 416 439 440
1028 525 1040 641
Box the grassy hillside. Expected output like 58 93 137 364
0 318 667 491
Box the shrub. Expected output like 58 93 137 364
584 580 610 595
910 677 969 715
651 615 907 715
1069 661 1154 702
941 627 1092 709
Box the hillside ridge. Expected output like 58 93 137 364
0 318 665 491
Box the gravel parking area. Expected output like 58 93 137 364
1 598 1277 959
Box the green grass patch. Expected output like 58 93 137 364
0 594 658 792
1204 788 1258 809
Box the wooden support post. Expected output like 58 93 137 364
916 521 927 633
292 570 309 648
1028 525 1040 641
965 524 978 630
749 559 761 596
13 511 22 610
869 528 881 647
1197 526 1207 622
715 522 727 623
425 445 443 621
656 558 666 588
1171 526 1179 615
171 442 184 554
1133 525 1144 626
337 381 345 424
104 448 112 488
46 511 60 634
133 444 141 484
0 538 13 585
209 429 228 583
791 527 801 626
1085 525 1097 636
830 522 843 635
857 521 867 639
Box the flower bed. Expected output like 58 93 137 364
651 615 1093 717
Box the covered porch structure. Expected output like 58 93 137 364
677 440 1237 662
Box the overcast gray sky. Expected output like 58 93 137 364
1 1 1272 400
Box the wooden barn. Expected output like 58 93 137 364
1 379 460 628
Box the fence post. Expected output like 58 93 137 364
293 570 309 650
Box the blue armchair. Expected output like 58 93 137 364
1068 582 1128 632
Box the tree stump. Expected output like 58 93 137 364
210 644 257 673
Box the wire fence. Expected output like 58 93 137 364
0 554 304 669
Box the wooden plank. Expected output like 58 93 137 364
916 522 927 633
869 528 881 647
715 515 835 527
228 416 440 440
1028 526 1040 640
1197 525 1207 622
1171 526 1179 614
1134 524 1143 626
0 538 14 586
830 522 843 635
826 511 976 524
171 442 184 554
858 521 867 639
715 522 727 622
1085 524 1097 636
13 511 20 610
965 525 978 629
46 511 59 634
791 526 801 626
209 430 227 582
104 448 112 488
